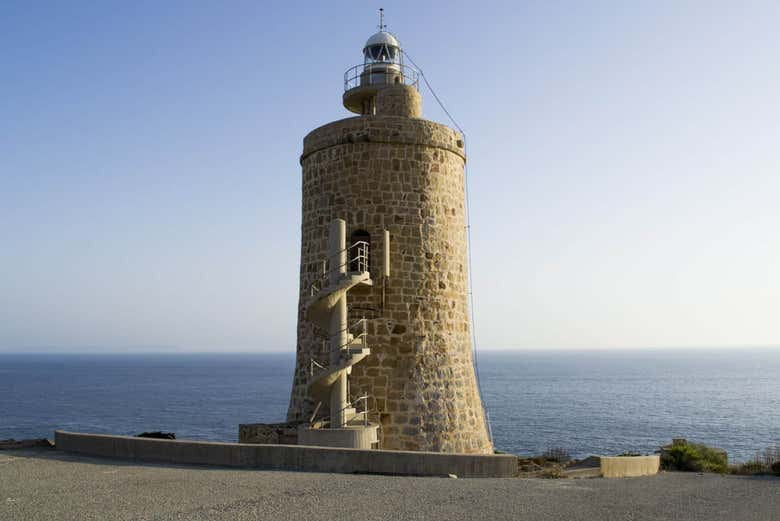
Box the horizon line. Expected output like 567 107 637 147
1 344 778 355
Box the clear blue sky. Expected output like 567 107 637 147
1 1 778 352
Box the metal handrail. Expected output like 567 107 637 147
336 332 366 351
350 394 371 427
329 317 368 339
309 357 326 377
351 241 369 274
309 241 370 295
343 63 420 92
337 317 368 351
310 317 369 371
338 394 371 427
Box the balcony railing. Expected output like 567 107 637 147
344 63 420 92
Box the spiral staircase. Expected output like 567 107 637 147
298 219 380 449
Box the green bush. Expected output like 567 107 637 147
731 460 766 475
771 461 780 476
661 442 728 473
661 443 700 471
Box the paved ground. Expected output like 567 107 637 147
1 448 778 521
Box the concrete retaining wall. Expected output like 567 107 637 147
600 455 660 478
54 431 517 478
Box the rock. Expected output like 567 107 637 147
0 438 53 450
136 432 175 440
238 422 299 445
566 455 601 469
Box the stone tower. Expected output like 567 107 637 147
287 19 493 455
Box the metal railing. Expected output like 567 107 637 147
350 394 371 427
350 241 369 274
344 63 420 91
342 317 368 351
309 357 325 377
309 241 370 296
309 393 372 429
327 317 367 339
308 318 368 377
331 317 368 345
308 391 376 431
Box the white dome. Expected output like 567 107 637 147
364 30 400 49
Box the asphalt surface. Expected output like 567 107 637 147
1 448 778 521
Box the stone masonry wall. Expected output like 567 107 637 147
375 85 422 118
287 114 492 454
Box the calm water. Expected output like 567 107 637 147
1 350 778 461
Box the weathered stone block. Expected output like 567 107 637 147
238 423 299 445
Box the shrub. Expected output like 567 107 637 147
696 444 729 473
661 443 701 471
730 445 780 475
542 447 571 464
731 460 766 475
758 445 780 468
661 441 728 473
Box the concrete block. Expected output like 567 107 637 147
600 455 660 478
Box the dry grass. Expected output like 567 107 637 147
730 445 780 476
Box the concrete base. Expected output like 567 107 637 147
298 423 378 449
54 430 517 478
601 455 660 478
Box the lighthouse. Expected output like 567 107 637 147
287 13 493 454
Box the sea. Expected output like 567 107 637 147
1 349 778 462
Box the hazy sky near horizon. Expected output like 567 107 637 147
1 1 778 353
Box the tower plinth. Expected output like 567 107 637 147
287 19 492 455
